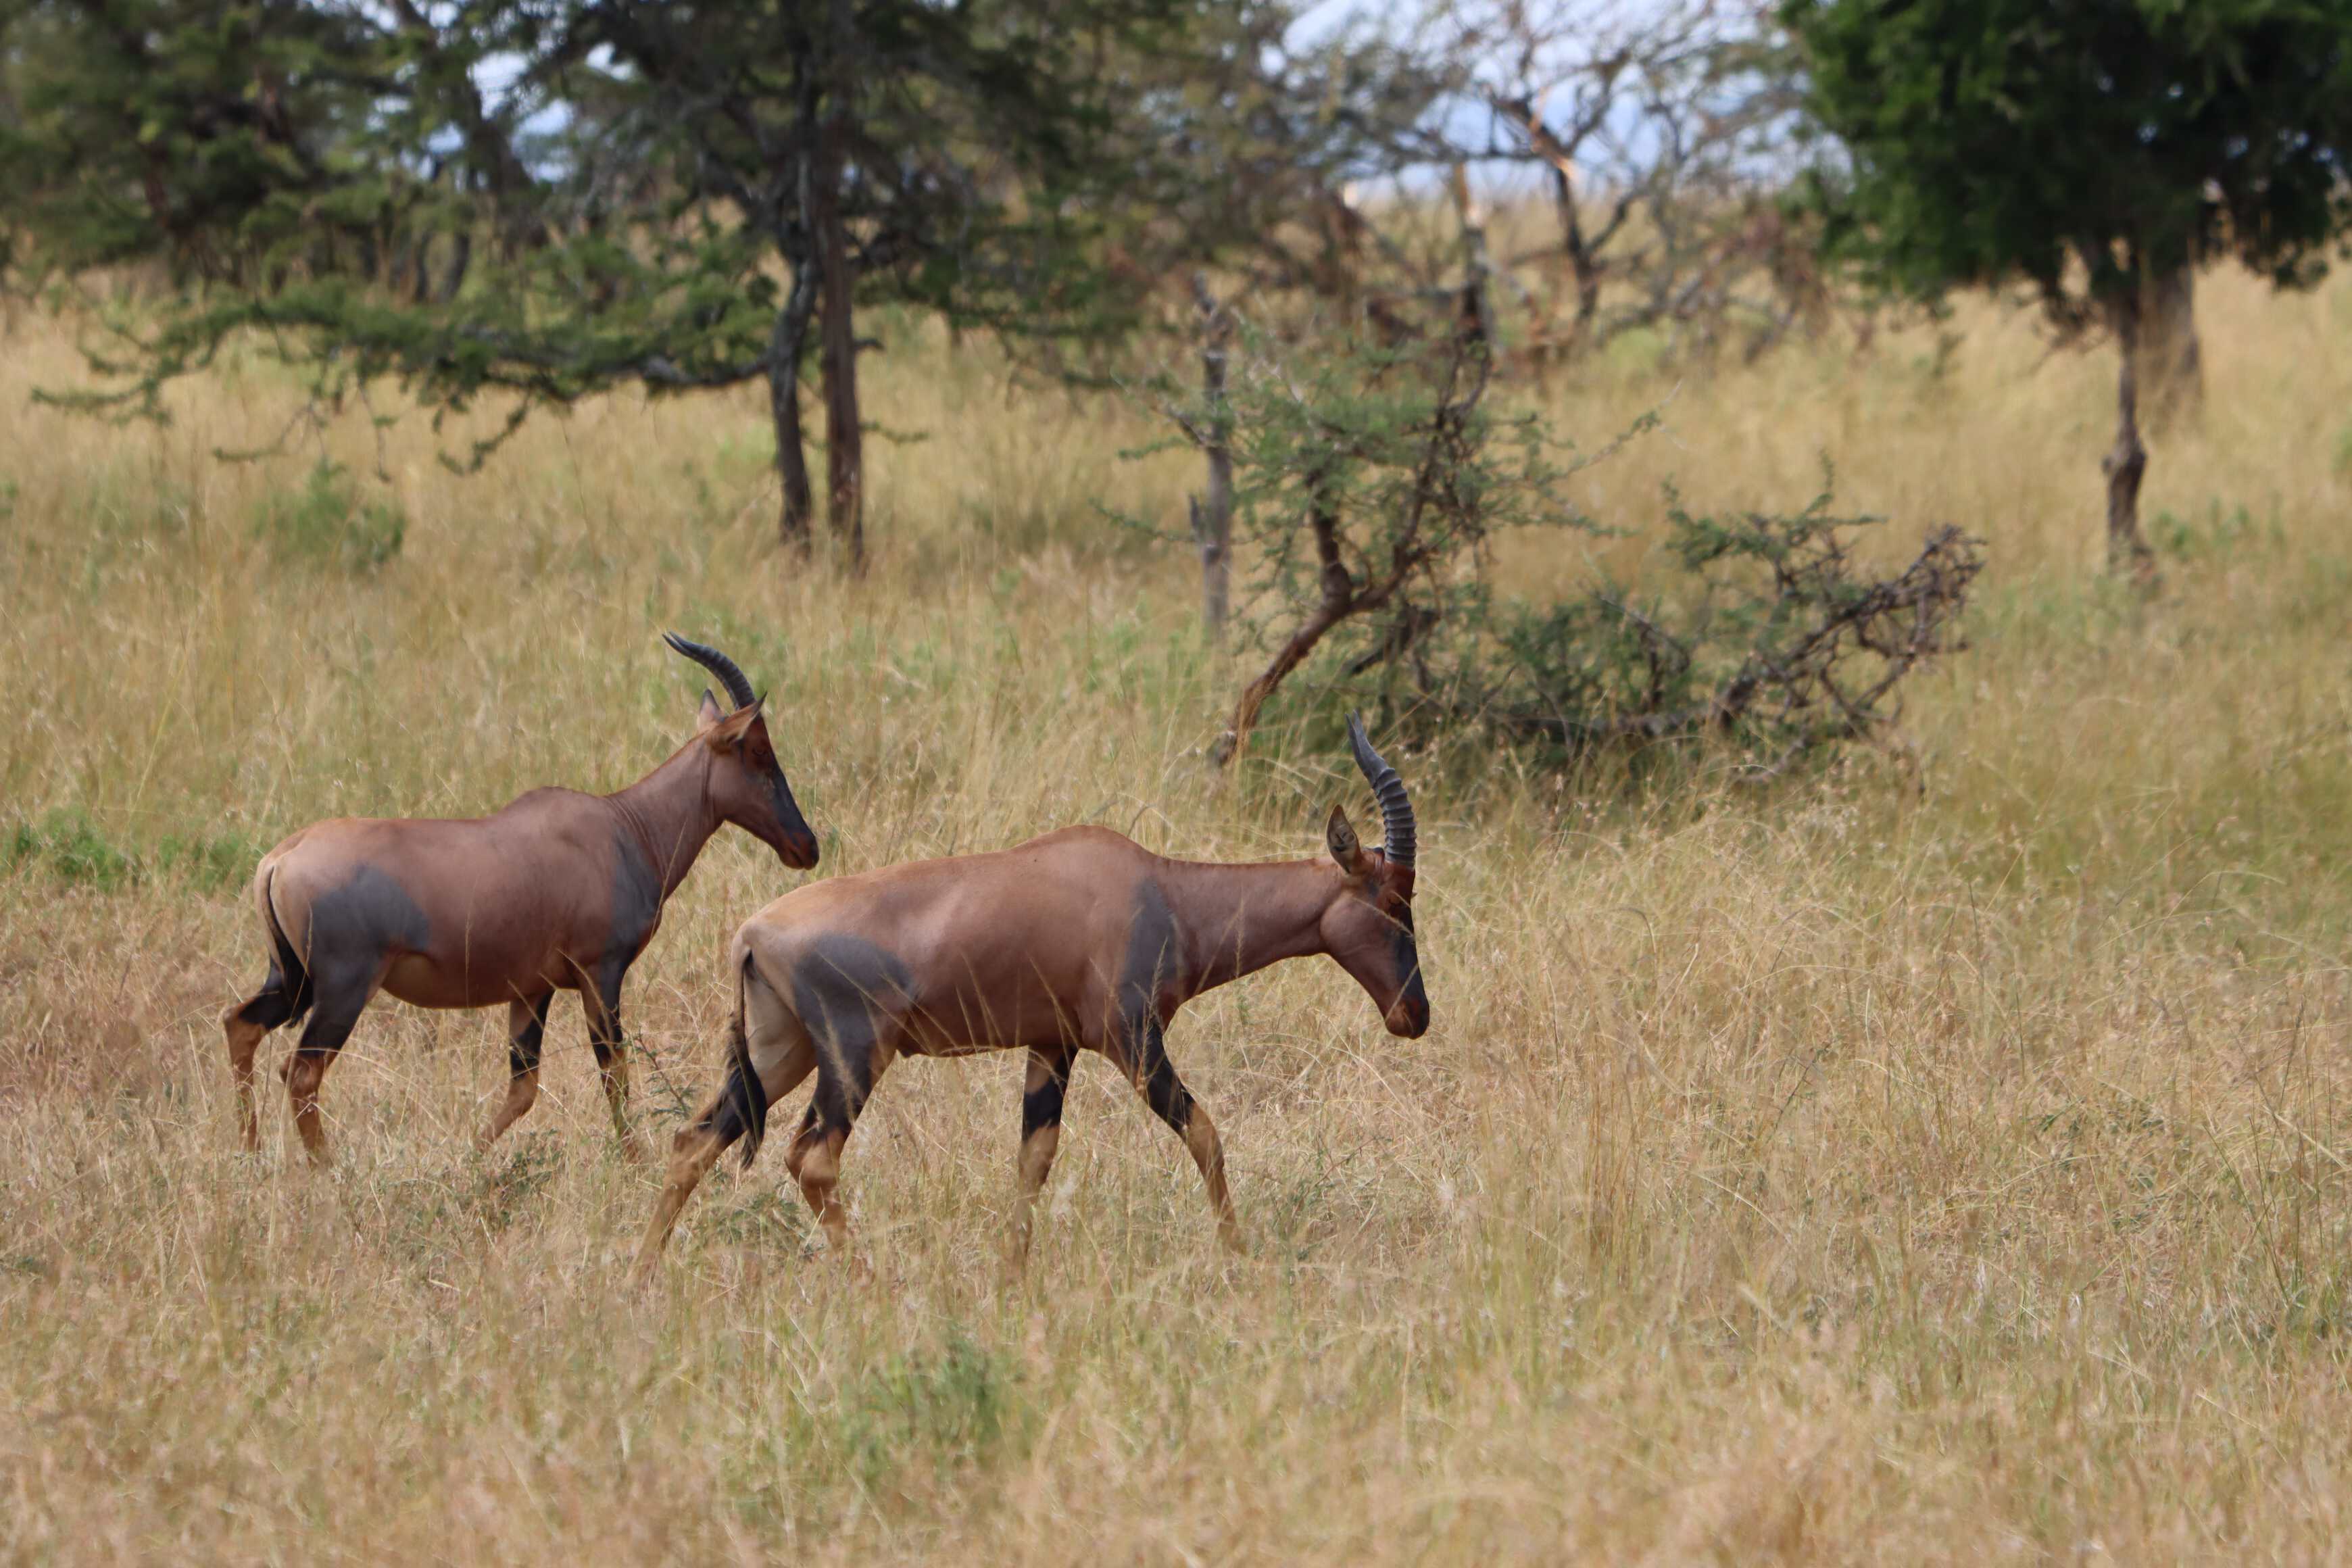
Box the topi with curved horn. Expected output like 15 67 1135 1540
1346 712 1416 869
636 720 1429 1279
219 633 819 1166
663 631 757 711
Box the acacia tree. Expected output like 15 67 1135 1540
0 0 1187 566
1788 0 2352 576
1134 272 1980 775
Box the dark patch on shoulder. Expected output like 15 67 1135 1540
1117 879 1183 1027
607 825 666 962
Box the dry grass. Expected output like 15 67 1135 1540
7 263 2352 1563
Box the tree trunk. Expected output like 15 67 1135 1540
1448 165 1496 349
1190 274 1233 640
1552 163 1600 349
2103 295 2156 581
2140 262 2203 428
435 230 472 303
768 261 820 552
815 0 863 570
1212 480 1354 766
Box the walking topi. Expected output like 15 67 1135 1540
635 714 1427 1276
221 634 818 1163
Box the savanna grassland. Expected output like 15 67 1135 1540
6 264 2352 1564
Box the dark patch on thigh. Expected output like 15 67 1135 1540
303 865 428 1006
790 934 916 1125
308 866 430 966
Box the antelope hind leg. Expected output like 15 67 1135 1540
280 987 372 1167
633 971 818 1281
222 979 294 1151
791 1040 897 1265
478 992 553 1150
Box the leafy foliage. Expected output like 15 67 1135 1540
0 0 1201 543
1134 283 1600 758
1140 286 1977 775
250 462 405 574
1484 487 1982 774
1787 0 2352 573
1788 0 2352 323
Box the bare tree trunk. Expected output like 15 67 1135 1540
2140 262 2203 428
1190 274 1233 640
435 230 472 303
2103 294 2156 581
1552 162 1600 348
768 261 820 552
1449 166 1497 349
815 0 863 570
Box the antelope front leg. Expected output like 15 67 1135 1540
1008 1046 1075 1275
1131 1019 1243 1254
585 970 647 1163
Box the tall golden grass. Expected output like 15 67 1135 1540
5 262 2352 1562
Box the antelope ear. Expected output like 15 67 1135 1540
703 706 757 753
696 688 724 730
1325 804 1367 874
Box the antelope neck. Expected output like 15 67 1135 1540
1154 856 1340 997
606 742 722 898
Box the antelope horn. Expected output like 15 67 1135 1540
662 631 756 711
1346 712 1415 869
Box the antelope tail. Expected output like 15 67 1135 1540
722 952 769 1169
260 866 316 1027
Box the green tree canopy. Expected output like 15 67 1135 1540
1787 0 2352 571
0 0 1200 564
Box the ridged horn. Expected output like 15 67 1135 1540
1346 712 1415 869
662 631 756 711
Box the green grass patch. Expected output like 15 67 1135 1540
251 462 406 574
842 1333 1030 1493
3 809 265 893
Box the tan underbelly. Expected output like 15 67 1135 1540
381 952 576 1010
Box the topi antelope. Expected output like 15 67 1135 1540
635 716 1425 1276
221 634 818 1164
